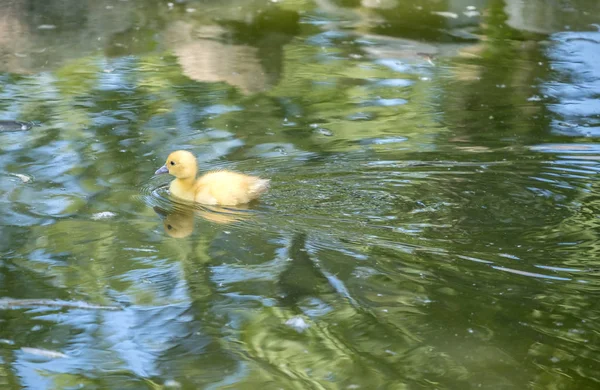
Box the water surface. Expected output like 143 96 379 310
1 0 600 389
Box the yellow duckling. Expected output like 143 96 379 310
154 150 270 206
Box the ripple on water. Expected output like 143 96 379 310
372 78 414 87
359 136 408 145
139 179 172 211
361 97 408 107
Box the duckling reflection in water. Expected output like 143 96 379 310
154 205 252 238
155 150 270 206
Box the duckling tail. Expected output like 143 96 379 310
249 178 270 196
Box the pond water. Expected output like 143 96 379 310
1 0 600 389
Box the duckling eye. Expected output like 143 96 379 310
170 161 175 166
167 224 173 230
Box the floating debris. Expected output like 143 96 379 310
432 11 459 19
464 10 480 18
163 379 182 388
10 173 33 183
314 127 333 136
0 120 34 132
21 347 68 359
92 211 117 220
0 298 121 311
417 52 435 66
285 316 310 333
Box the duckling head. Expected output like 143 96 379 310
155 150 198 179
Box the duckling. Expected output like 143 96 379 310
155 150 270 206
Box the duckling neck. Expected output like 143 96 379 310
174 176 197 188
170 176 199 202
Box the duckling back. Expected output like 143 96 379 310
195 171 270 206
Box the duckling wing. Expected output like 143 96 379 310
196 171 269 206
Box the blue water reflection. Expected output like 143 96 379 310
546 30 600 136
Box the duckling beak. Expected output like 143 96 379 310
155 165 169 175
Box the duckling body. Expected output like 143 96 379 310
155 150 269 206
170 170 269 205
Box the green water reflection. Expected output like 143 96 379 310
1 0 600 389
